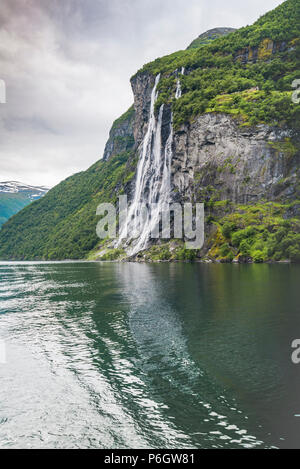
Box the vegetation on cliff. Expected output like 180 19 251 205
138 0 300 130
187 28 236 49
92 201 300 264
208 201 300 263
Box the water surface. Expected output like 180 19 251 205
0 262 299 448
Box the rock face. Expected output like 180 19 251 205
131 73 156 146
234 39 291 64
127 72 299 210
172 114 298 204
103 106 135 161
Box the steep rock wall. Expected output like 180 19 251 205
172 114 299 205
129 71 299 209
103 106 135 161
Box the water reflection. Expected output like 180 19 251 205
115 263 266 448
0 262 299 448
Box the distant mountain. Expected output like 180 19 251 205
187 27 236 49
0 181 48 228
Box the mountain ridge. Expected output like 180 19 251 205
0 181 49 194
187 27 237 49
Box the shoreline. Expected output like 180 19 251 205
0 258 296 264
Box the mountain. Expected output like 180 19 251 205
187 27 237 49
0 0 299 262
0 182 48 228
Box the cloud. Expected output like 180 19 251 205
0 0 283 187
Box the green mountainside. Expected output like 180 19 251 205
187 27 236 49
0 182 48 228
0 0 299 261
0 194 32 227
0 109 136 260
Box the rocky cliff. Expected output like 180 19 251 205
173 114 298 205
102 0 300 262
103 106 135 161
129 69 299 209
116 60 299 262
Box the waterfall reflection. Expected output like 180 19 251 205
114 263 265 448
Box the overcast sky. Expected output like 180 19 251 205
0 0 283 187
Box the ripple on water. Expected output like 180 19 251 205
0 262 299 448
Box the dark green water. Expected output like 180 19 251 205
0 262 300 449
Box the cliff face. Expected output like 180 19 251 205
127 6 299 219
115 2 300 264
129 71 299 207
234 38 293 64
172 114 298 205
118 38 299 262
131 73 156 146
103 106 135 161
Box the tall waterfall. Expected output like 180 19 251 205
118 74 173 255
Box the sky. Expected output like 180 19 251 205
0 0 284 188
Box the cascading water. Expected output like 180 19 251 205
175 67 185 100
117 74 174 255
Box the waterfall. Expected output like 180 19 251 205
175 67 185 100
117 74 174 255
175 81 182 99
